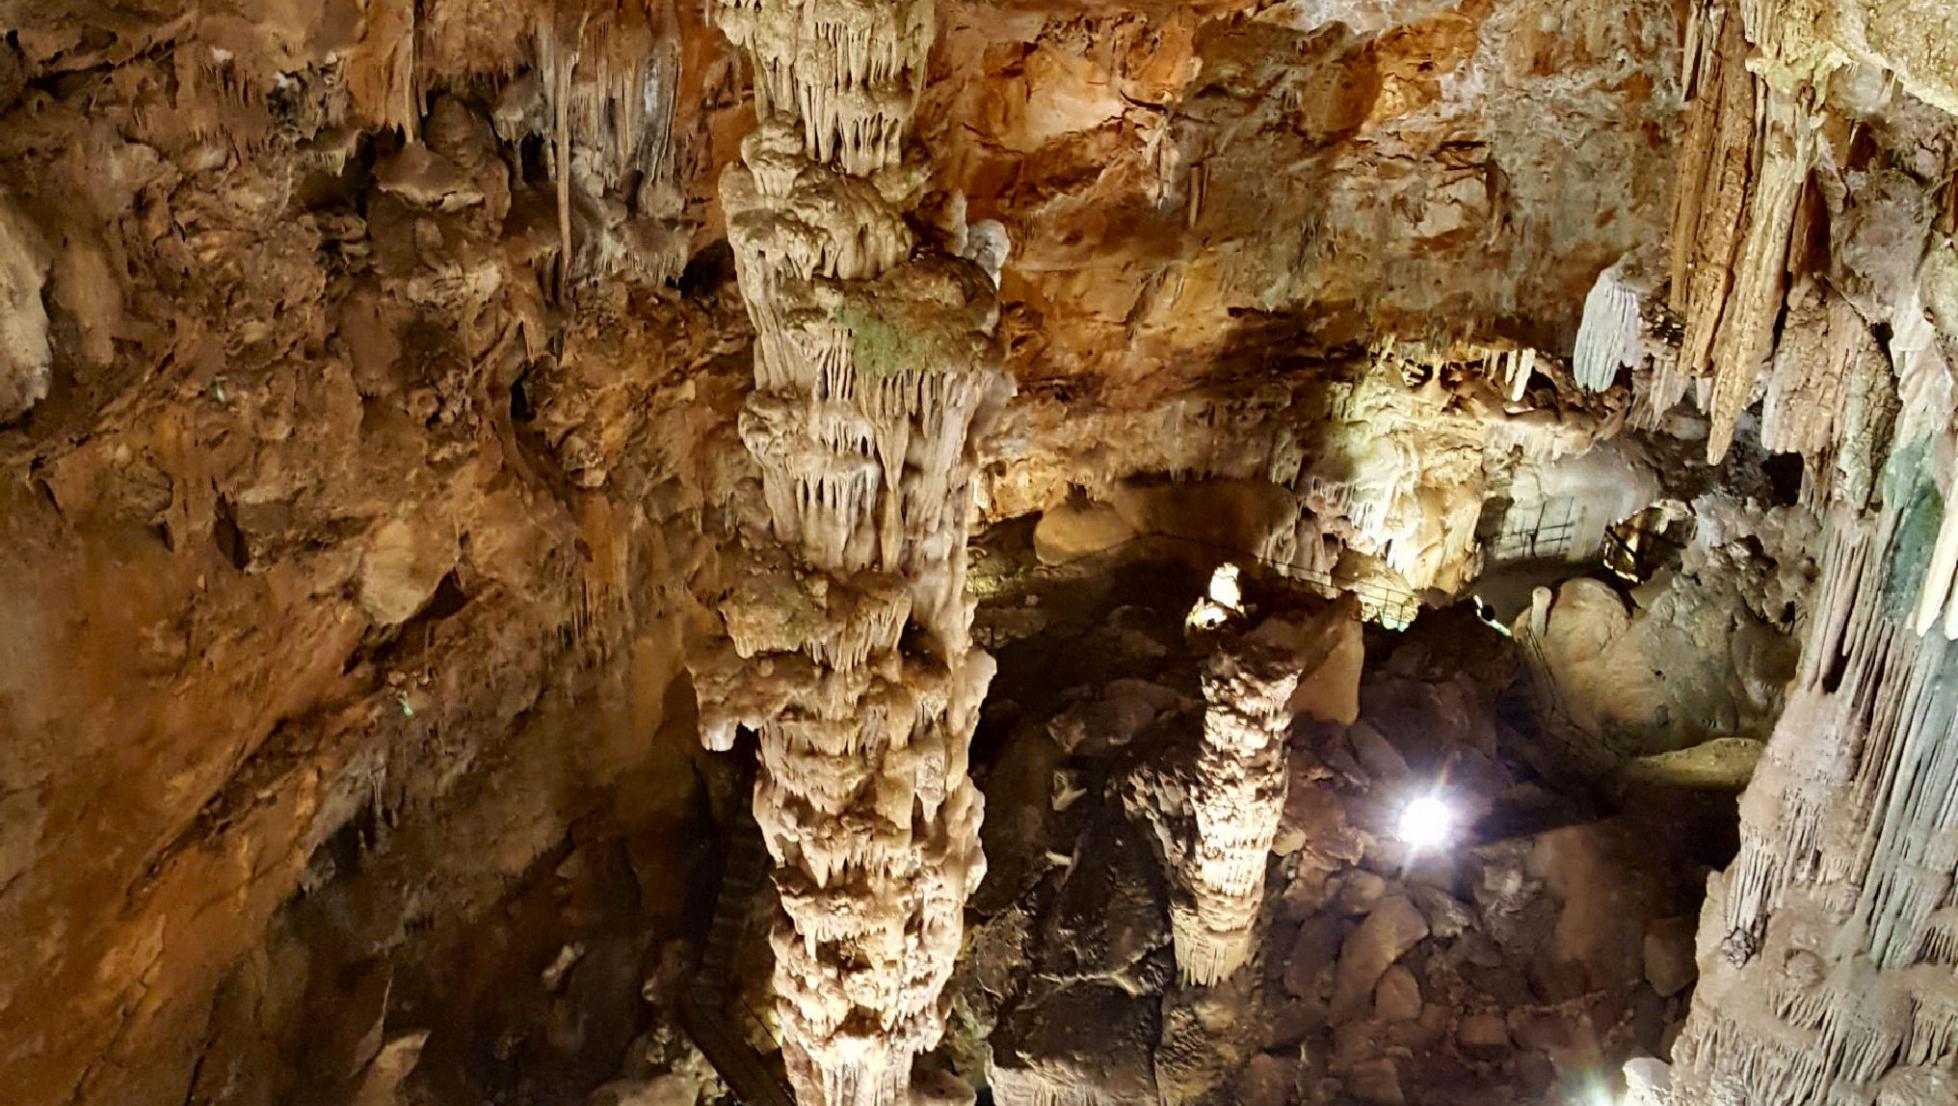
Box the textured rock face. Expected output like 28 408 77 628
0 0 1680 1097
5 0 1958 1104
0 7 743 1106
1167 590 1310 986
926 0 1681 384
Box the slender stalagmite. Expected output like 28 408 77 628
1172 568 1302 986
689 0 1010 1103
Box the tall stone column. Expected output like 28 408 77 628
690 0 1010 1104
1171 568 1304 986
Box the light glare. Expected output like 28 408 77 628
1397 794 1457 850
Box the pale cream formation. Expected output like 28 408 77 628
689 0 1011 1103
1664 3 1958 1103
1172 611 1303 986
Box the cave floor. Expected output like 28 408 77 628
954 530 1730 1106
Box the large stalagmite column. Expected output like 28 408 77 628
1172 568 1303 986
689 0 1010 1104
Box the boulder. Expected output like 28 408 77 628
1329 896 1429 1023
1347 721 1411 784
1346 1057 1406 1105
358 516 459 626
1642 916 1697 998
1457 1011 1511 1050
1282 914 1344 998
1236 1053 1299 1106
1033 500 1136 565
1336 870 1390 915
1373 965 1422 1022
1622 1057 1672 1106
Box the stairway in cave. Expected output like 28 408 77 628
679 761 795 1106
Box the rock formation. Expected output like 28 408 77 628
685 0 1009 1102
7 0 1958 1104
1654 3 1958 1104
1170 569 1306 985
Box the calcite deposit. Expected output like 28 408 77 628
4 1 1958 1105
1643 4 1958 1106
684 0 1008 1100
1166 572 1308 986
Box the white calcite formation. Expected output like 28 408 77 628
1666 5 1958 1101
976 337 1624 622
1169 577 1303 986
690 0 1009 1103
0 194 50 423
1672 426 1958 1105
1573 261 1645 393
1292 342 1617 599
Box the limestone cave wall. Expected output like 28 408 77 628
1 1 1956 1105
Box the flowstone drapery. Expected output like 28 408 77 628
1661 3 1958 1102
688 0 1010 1102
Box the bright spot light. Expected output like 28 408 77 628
1187 563 1246 631
1396 793 1457 850
1207 563 1244 611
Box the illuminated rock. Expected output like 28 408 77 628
690 0 1009 1100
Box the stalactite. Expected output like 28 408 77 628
1670 4 1755 362
1701 86 1813 463
1574 261 1643 392
519 3 685 287
1659 3 1958 1049
1674 368 1958 1104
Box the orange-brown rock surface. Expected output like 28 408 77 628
1 0 1954 1105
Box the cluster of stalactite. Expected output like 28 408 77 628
1641 0 1921 469
1662 2 1958 1103
1170 592 1303 986
689 0 1009 1101
1673 414 1958 1106
206 0 689 289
